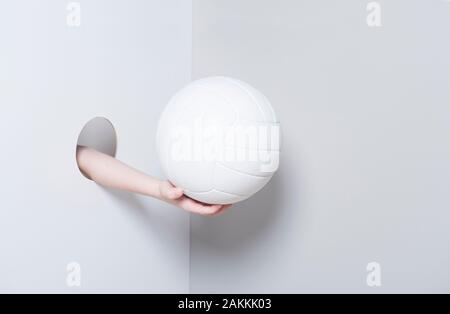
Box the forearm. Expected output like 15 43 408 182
76 146 163 199
76 146 229 215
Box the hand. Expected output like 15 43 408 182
158 181 232 216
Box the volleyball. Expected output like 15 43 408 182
156 77 280 204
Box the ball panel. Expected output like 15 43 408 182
222 121 281 151
167 160 215 192
185 189 248 205
175 85 238 128
194 77 268 123
213 162 272 197
224 77 278 123
218 148 279 177
156 88 193 175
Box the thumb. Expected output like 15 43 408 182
160 181 184 200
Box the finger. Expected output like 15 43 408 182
194 202 232 216
167 187 184 200
160 181 184 200
181 198 222 215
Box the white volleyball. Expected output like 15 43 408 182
156 77 280 204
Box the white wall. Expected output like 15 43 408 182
0 0 192 293
191 0 450 293
1 0 449 294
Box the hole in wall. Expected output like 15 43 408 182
76 117 117 180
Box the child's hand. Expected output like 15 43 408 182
158 181 232 216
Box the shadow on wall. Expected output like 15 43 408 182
189 166 286 253
98 155 293 255
99 187 185 245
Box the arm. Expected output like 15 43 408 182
76 146 230 216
